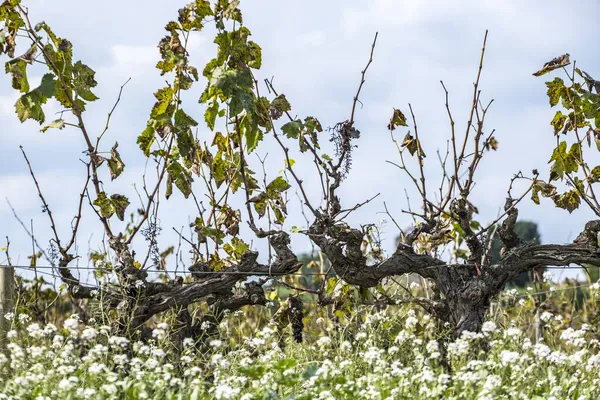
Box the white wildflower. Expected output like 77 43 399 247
81 327 98 340
152 348 166 358
540 311 554 322
18 313 32 323
448 339 469 357
214 383 240 399
340 340 352 352
587 353 600 368
426 340 440 359
113 354 129 366
504 327 522 339
395 330 413 344
63 316 79 331
482 321 497 335
157 322 169 330
152 327 166 340
362 347 383 365
27 323 43 339
101 384 118 395
560 328 586 347
108 335 129 348
88 363 106 375
200 321 212 330
405 315 418 329
548 351 568 365
58 377 76 391
14 376 30 388
499 350 520 365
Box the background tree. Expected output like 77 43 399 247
489 220 541 287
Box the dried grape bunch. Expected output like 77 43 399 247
288 296 304 344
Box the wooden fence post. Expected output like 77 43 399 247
0 266 15 351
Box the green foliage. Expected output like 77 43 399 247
0 0 326 275
72 60 98 101
15 73 56 123
281 119 303 139
270 94 291 118
40 118 66 133
107 142 125 180
137 126 155 156
388 107 408 130
281 116 322 152
266 176 290 197
531 180 557 205
246 175 290 223
535 62 600 214
166 160 193 199
93 192 130 221
5 58 29 92
548 141 580 181
223 237 250 260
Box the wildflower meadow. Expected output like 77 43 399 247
1 278 600 399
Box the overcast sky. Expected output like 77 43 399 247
1 0 599 283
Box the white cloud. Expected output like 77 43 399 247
0 92 18 115
111 45 159 69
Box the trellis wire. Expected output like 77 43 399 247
0 264 596 304
0 263 597 276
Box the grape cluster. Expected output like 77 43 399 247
288 296 304 343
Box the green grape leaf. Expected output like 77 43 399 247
281 119 303 139
553 189 580 213
137 126 155 156
40 119 65 133
388 108 408 130
15 73 57 123
110 194 129 221
107 142 125 180
72 61 98 101
5 58 29 92
546 77 566 107
167 160 193 198
551 111 566 135
151 86 174 118
266 176 290 198
93 192 115 219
